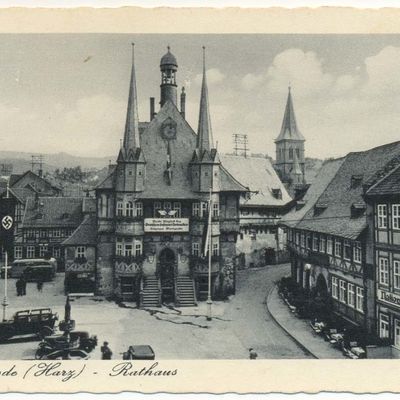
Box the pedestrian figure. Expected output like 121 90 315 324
20 276 26 296
37 278 43 292
249 348 258 360
101 341 112 360
16 278 22 296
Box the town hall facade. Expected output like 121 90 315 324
89 45 248 306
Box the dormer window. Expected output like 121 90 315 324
272 189 282 200
314 202 327 216
351 202 366 218
351 174 363 188
296 200 306 211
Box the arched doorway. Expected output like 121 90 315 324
315 273 328 298
159 248 176 303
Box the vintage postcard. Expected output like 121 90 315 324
0 4 399 395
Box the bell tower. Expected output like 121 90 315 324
160 46 178 107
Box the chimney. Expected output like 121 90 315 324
150 97 155 120
180 87 186 119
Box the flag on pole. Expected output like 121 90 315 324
0 198 15 257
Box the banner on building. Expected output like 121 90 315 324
0 198 15 257
144 218 189 233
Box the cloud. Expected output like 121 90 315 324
194 68 225 86
241 73 265 91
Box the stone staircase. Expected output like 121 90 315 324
175 275 197 307
140 276 161 308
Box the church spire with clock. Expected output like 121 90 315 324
116 43 146 192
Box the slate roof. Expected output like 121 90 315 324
9 174 22 186
10 170 61 191
22 197 84 228
275 89 305 142
365 156 400 196
98 101 247 198
280 157 345 228
62 214 97 246
8 187 37 203
220 154 291 207
296 141 400 239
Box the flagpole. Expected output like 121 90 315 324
206 186 212 321
2 180 9 321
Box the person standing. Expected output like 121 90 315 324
16 278 21 296
249 348 258 360
37 278 43 292
20 275 26 296
101 341 112 360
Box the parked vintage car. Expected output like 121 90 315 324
40 348 90 360
122 345 155 360
0 308 58 342
35 331 98 359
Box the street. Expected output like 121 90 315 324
0 264 312 359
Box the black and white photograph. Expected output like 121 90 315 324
0 25 400 372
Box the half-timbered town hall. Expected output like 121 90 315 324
86 45 248 306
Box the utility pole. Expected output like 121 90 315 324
232 134 249 158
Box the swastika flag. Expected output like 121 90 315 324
0 198 15 257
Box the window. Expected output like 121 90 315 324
339 280 346 303
393 204 400 230
319 235 326 253
212 202 219 218
331 276 338 299
27 246 35 258
53 229 61 238
125 201 134 217
173 202 181 218
295 232 300 245
313 235 318 251
335 239 342 257
201 202 208 217
40 229 47 238
327 236 333 255
192 202 200 217
117 201 124 217
135 202 143 217
395 260 400 289
212 241 219 256
344 240 351 260
306 234 311 249
134 241 142 256
39 245 48 258
26 229 35 239
53 247 60 258
75 246 86 259
379 257 389 285
356 287 364 313
347 283 355 308
300 233 305 248
289 148 294 160
192 242 200 256
379 314 389 339
395 320 400 348
164 202 171 212
296 148 300 159
124 243 133 257
14 246 22 259
116 240 123 256
101 194 108 217
154 201 162 217
378 204 387 228
354 242 362 263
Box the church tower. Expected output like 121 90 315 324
274 87 305 185
160 46 178 107
116 43 146 192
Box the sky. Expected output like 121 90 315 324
1 34 400 159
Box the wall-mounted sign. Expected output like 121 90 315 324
377 289 400 309
144 218 189 233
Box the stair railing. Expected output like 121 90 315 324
157 277 162 307
174 276 180 307
192 277 198 306
139 276 144 308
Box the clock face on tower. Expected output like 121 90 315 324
161 117 177 140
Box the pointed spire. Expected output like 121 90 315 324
123 43 140 155
275 86 305 142
197 46 213 152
